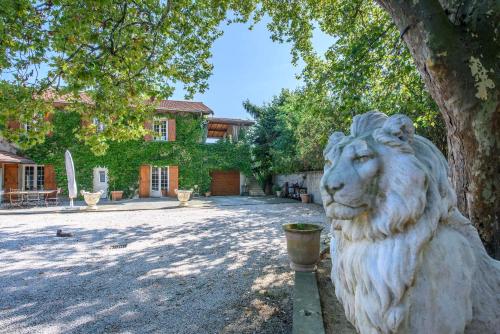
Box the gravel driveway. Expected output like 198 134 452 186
0 198 326 334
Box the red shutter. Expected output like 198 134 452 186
139 164 151 197
44 164 57 190
168 119 176 141
144 120 153 141
168 165 179 196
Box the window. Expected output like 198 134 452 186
99 170 106 183
23 165 45 190
24 166 35 190
153 119 168 141
160 167 168 191
92 118 105 132
151 167 160 191
37 166 45 189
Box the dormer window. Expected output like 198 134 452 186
153 119 168 141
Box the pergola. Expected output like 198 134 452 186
207 117 254 139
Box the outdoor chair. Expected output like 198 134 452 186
45 188 61 207
25 191 41 207
9 189 23 208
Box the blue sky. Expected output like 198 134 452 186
172 19 333 120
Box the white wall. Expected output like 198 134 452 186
275 171 324 204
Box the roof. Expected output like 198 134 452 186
207 117 254 126
39 89 213 115
156 100 213 115
39 90 94 106
0 151 34 164
207 117 254 138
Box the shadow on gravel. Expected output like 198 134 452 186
0 204 325 333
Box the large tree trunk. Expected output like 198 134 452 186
377 0 500 258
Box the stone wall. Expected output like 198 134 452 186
275 171 324 204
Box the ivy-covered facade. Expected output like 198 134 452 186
11 105 252 199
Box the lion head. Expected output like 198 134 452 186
320 112 458 333
321 112 455 241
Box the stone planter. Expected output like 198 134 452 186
276 190 282 198
110 190 123 201
283 223 324 272
300 193 310 203
81 190 104 210
175 189 193 206
205 191 211 197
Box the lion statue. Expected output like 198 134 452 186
320 112 500 334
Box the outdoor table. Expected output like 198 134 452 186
3 190 57 206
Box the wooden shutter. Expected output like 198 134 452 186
168 119 176 141
168 165 178 196
144 120 153 141
139 164 151 197
6 120 20 129
44 164 57 190
4 164 19 192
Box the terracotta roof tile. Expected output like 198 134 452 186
157 100 213 114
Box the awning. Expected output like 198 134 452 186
0 151 35 164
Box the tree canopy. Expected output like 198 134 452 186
0 0 443 154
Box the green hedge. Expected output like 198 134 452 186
24 112 252 197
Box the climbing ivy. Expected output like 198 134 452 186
24 112 251 197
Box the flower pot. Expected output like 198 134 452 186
276 190 282 198
205 191 211 197
110 190 123 201
283 223 324 272
175 189 193 206
300 193 310 203
81 190 104 210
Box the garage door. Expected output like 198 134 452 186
210 170 240 196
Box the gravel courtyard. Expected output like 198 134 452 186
0 197 327 334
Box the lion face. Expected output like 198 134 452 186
321 138 380 220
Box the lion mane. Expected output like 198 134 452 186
321 112 500 334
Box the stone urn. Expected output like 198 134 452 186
110 190 123 201
81 190 104 210
283 223 324 272
175 189 193 206
276 190 282 198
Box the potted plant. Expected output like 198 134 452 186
283 223 324 271
273 184 282 197
300 193 310 203
108 175 124 201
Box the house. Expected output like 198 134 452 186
0 138 57 202
1 94 254 200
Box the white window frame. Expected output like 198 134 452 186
150 166 169 197
153 118 169 142
22 164 44 190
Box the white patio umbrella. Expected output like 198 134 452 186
65 150 78 207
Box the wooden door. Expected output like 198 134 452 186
4 164 19 191
44 164 57 190
210 170 240 196
139 165 150 198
